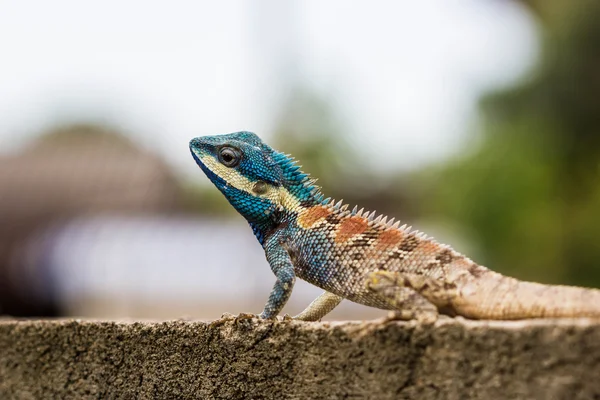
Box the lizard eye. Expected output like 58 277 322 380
218 147 241 167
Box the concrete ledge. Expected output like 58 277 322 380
1 318 599 399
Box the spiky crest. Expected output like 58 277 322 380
271 149 435 241
312 197 434 240
271 151 324 203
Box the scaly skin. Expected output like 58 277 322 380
189 132 600 322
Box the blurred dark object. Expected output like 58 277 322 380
0 124 181 317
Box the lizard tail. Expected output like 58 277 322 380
456 272 600 319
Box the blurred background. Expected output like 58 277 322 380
1 0 598 320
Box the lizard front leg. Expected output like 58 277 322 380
259 235 296 319
293 291 343 321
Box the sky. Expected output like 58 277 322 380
0 0 538 177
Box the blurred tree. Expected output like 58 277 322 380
415 1 600 287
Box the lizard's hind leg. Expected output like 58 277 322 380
366 271 457 324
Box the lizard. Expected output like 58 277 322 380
189 131 600 322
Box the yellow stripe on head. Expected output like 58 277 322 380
200 153 255 193
199 152 301 211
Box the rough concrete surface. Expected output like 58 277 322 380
0 317 599 399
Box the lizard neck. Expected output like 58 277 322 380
249 197 320 247
247 150 326 246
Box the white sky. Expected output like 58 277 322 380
0 0 538 177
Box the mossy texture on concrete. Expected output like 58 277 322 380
0 318 599 399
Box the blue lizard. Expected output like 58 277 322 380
190 131 600 321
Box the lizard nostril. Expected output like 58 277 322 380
189 138 201 148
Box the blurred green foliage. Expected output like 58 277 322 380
416 1 600 287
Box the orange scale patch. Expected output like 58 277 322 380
374 228 404 251
414 239 440 257
334 216 368 244
297 206 332 229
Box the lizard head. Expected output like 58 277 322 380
189 132 322 236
